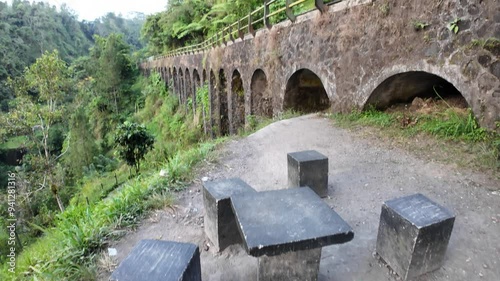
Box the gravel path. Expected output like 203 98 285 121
107 114 500 281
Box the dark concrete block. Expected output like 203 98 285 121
287 150 329 197
231 187 354 257
110 240 201 281
376 193 455 280
258 248 322 281
203 178 256 252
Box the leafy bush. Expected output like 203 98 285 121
114 121 155 174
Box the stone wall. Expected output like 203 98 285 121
143 0 500 133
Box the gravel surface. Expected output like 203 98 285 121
105 114 500 281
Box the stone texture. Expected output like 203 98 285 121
376 193 455 280
258 248 322 281
142 0 500 130
110 240 201 281
287 150 329 198
231 187 354 257
203 178 256 252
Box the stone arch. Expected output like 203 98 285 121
185 68 193 110
219 69 229 136
251 69 272 117
202 69 207 83
284 68 330 113
231 69 245 133
363 71 469 110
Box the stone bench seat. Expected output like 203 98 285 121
230 187 354 281
110 239 201 281
203 178 256 252
288 150 329 197
376 193 455 280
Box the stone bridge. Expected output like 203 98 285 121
141 0 500 135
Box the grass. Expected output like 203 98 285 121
0 73 223 280
0 140 220 280
0 136 28 149
331 103 500 176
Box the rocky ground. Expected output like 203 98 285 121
102 114 500 281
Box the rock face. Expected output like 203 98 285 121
143 0 500 131
376 193 455 280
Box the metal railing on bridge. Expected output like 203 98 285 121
148 0 342 61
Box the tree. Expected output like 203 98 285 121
6 50 71 212
91 34 135 113
114 121 154 174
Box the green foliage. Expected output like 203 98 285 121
379 2 390 17
2 140 218 280
141 0 263 54
63 107 99 179
91 34 136 113
331 105 500 173
412 20 430 31
448 18 460 34
114 121 154 174
141 0 320 55
0 1 144 111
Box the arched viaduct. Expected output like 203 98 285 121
141 0 500 136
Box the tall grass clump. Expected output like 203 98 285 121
331 101 500 174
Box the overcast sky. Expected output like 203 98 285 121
6 0 168 20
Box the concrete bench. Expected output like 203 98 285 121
110 239 201 281
231 187 354 281
376 193 455 280
287 150 328 197
203 178 256 252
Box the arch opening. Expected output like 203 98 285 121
219 69 229 136
185 68 193 110
193 69 201 113
284 69 330 113
231 70 245 133
179 69 185 104
364 71 468 111
251 69 272 117
172 67 178 97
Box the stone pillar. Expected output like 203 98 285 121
287 150 328 197
203 178 256 252
376 193 455 280
258 248 322 281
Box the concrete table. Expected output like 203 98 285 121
110 239 201 281
376 193 455 280
231 187 354 281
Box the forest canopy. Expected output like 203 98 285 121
0 0 145 111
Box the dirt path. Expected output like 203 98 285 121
105 114 500 281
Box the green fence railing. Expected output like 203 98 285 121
148 0 342 61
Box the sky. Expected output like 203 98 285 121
6 0 168 20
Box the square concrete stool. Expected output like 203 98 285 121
376 193 455 280
110 240 201 281
287 150 328 197
203 178 256 252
